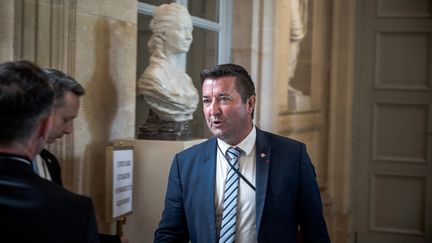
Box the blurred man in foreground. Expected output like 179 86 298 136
0 60 99 243
34 68 128 243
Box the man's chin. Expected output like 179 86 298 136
211 129 225 140
46 138 56 144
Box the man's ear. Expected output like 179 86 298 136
37 115 53 141
247 95 256 114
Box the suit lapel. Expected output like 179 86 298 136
40 149 63 186
201 131 271 239
255 128 271 234
202 138 218 241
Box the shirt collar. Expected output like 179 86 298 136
217 126 256 156
0 152 32 165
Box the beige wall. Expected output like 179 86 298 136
73 0 137 232
0 0 15 60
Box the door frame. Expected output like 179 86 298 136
326 0 357 241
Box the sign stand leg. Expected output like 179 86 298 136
116 217 127 236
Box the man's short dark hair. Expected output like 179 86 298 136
44 68 85 108
200 63 256 103
0 60 54 145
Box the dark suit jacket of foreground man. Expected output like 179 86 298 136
154 128 330 243
0 154 99 243
38 148 121 243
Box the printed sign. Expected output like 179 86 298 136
112 148 133 218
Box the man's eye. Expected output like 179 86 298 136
220 97 230 102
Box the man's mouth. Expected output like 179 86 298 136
211 119 224 128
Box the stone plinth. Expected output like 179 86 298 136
119 138 205 243
137 110 192 140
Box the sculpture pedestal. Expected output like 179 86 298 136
137 110 192 140
122 139 205 243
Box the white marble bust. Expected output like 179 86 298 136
137 3 198 122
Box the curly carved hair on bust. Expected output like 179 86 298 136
147 3 192 60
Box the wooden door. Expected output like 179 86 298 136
355 0 432 242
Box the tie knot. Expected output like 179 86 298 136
226 146 242 161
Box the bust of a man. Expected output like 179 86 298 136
137 3 198 140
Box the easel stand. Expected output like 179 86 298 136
116 217 127 236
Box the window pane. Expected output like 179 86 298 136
188 0 219 22
138 0 174 5
187 27 217 138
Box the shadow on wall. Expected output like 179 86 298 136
81 18 119 230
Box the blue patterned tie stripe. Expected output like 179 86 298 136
219 147 242 243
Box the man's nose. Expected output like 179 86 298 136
64 122 73 134
209 101 221 115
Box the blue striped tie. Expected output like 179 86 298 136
219 146 242 243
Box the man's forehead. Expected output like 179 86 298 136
202 81 233 93
203 76 236 87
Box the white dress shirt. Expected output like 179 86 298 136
34 154 52 181
215 126 257 243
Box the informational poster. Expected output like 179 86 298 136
112 148 133 218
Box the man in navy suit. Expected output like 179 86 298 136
33 68 128 243
154 63 330 242
0 60 99 243
34 68 85 186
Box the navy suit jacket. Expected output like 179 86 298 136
154 128 330 243
0 153 99 243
